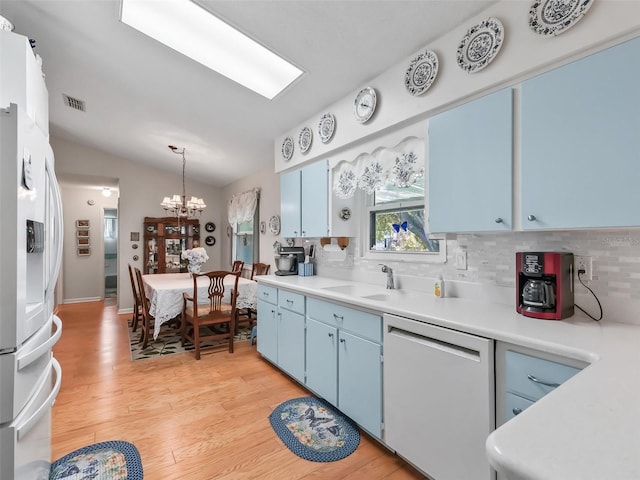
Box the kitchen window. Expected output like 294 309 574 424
366 179 444 263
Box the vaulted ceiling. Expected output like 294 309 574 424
1 1 496 187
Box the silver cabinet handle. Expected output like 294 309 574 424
286 299 293 304
328 333 334 338
527 215 537 222
339 338 345 343
333 313 344 320
262 292 270 297
495 218 503 223
513 407 522 416
527 374 560 388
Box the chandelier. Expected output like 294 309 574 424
161 145 206 218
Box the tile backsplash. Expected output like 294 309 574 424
308 229 640 326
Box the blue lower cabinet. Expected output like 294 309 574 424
338 330 382 438
306 297 383 439
305 318 338 405
256 299 278 363
277 308 306 383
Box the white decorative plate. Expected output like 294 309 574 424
318 113 336 143
0 15 14 32
529 0 593 36
268 215 281 235
281 136 294 161
457 17 504 74
404 49 439 96
298 126 312 154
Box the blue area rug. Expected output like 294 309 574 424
269 396 360 462
50 440 143 480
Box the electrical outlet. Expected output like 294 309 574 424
455 250 467 270
574 255 593 281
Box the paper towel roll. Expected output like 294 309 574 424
323 244 343 252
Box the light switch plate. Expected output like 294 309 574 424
455 250 467 270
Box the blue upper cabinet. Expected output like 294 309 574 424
279 160 328 237
428 88 513 233
521 36 640 229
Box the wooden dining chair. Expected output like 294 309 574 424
250 262 270 280
127 264 143 332
181 270 240 360
134 267 153 349
232 260 244 274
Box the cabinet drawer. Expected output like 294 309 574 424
307 297 381 343
506 351 582 402
278 289 305 315
504 392 535 422
257 284 278 305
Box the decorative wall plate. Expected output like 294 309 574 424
260 221 266 234
404 49 439 96
268 215 281 235
0 15 14 32
354 87 377 123
205 222 216 232
282 136 294 161
529 0 593 36
318 113 336 143
298 126 313 153
339 207 352 221
456 17 504 73
205 235 216 246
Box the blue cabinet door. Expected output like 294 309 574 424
277 309 305 383
338 330 382 438
301 160 328 237
280 169 301 237
521 36 640 229
428 88 513 232
256 299 278 363
305 318 338 405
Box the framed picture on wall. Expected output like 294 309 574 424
77 247 91 256
76 220 90 229
76 229 90 238
77 237 90 246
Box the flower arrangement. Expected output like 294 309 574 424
181 247 209 274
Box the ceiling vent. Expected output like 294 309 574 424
62 94 86 112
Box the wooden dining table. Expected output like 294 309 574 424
142 272 257 339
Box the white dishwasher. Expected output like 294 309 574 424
383 314 495 480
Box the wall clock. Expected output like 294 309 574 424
354 87 377 123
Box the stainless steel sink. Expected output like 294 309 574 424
320 284 383 296
361 293 392 302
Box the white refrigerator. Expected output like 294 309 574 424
0 30 64 480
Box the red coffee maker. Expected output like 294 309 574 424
516 252 574 320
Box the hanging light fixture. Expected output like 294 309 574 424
161 145 206 218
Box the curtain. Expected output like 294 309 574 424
228 188 260 226
333 136 425 199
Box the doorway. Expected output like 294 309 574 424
104 208 118 300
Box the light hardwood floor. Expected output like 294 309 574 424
53 300 425 479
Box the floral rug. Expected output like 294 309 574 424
269 397 360 462
128 323 252 361
49 440 143 480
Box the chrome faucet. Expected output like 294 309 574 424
380 264 394 290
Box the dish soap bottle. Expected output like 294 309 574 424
434 273 445 298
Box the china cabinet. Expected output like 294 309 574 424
143 217 200 274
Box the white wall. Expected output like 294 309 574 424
221 164 281 274
52 137 224 311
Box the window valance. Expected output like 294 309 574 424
228 188 260 226
332 136 425 199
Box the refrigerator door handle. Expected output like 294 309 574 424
44 155 63 301
16 357 62 440
17 315 62 370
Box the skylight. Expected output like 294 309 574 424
119 0 303 99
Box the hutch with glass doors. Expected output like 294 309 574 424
143 216 200 274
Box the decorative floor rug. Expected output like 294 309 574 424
49 440 143 480
269 397 360 462
128 323 252 361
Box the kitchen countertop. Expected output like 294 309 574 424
256 274 640 480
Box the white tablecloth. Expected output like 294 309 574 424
142 273 257 339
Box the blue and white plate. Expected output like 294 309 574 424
404 49 439 96
318 113 336 144
282 136 294 161
298 126 312 154
457 17 504 74
529 0 593 36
